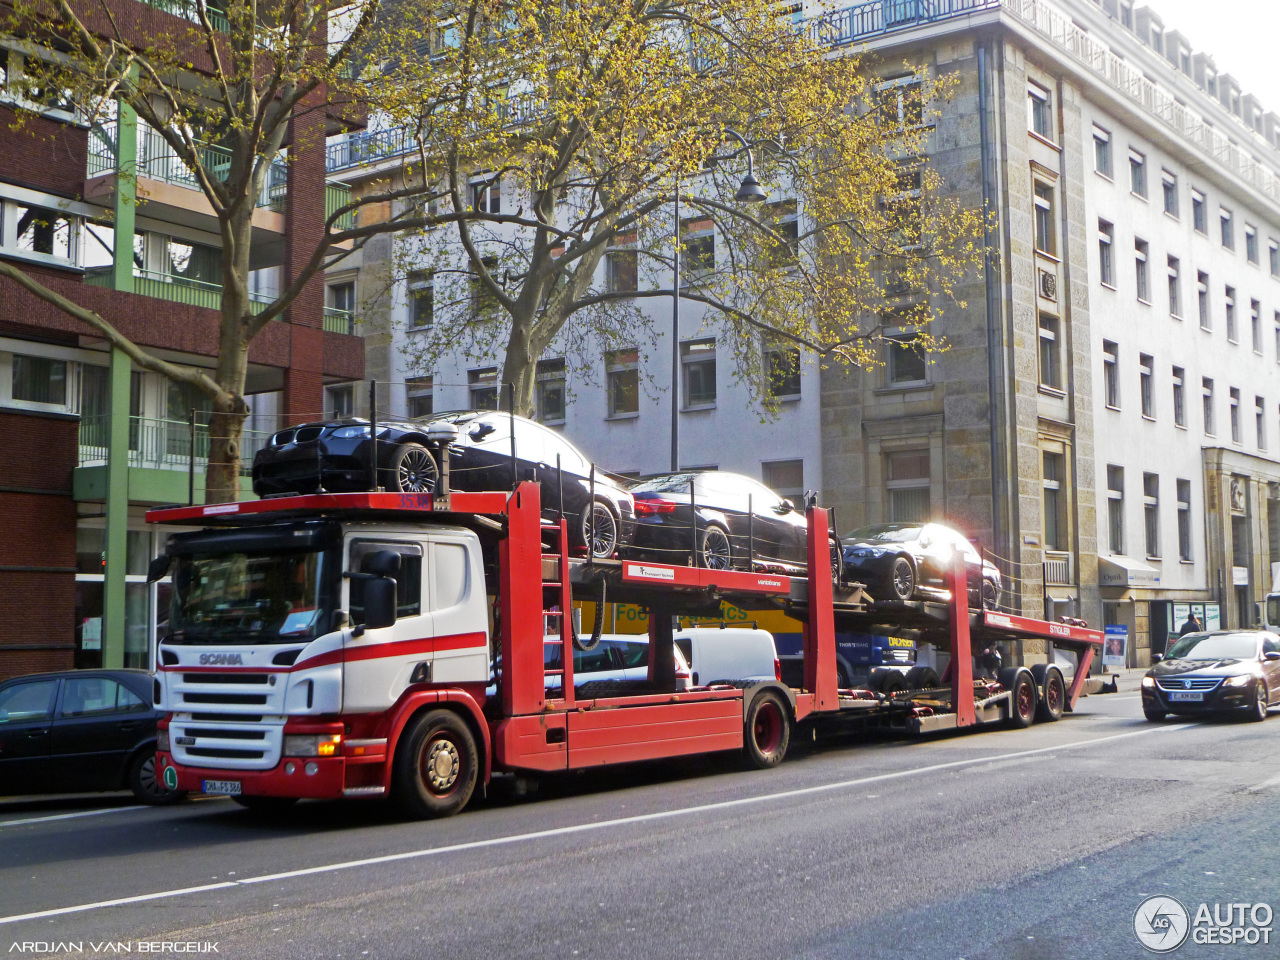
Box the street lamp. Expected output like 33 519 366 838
670 130 767 473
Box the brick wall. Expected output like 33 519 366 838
0 108 88 198
0 410 78 681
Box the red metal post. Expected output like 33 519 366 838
949 550 976 728
1064 644 1096 712
501 482 545 717
803 507 838 711
558 518 574 706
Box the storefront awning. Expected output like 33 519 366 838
1099 555 1160 588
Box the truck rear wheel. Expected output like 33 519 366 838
743 692 790 769
1032 665 1066 722
394 709 478 818
1000 667 1037 728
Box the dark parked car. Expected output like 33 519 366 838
841 522 1001 608
627 471 839 576
252 411 634 557
1141 630 1280 722
0 669 183 804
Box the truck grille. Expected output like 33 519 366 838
166 670 287 769
183 673 270 685
169 718 280 770
182 692 269 705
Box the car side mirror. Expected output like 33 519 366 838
776 499 794 514
1264 651 1280 662
146 555 171 584
361 578 398 630
469 423 496 441
1151 653 1163 663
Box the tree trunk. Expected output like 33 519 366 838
501 320 538 418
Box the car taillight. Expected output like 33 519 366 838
774 658 782 681
634 499 678 516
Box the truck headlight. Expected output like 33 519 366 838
1224 674 1253 687
157 730 170 752
284 734 342 757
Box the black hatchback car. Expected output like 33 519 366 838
841 522 1002 608
0 669 183 804
252 411 635 558
1142 630 1280 722
627 471 839 577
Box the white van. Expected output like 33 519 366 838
673 626 780 687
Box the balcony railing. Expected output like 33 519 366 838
323 306 355 334
78 415 270 474
141 0 231 32
85 268 272 315
1043 550 1073 586
326 181 355 230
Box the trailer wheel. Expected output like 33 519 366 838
1034 666 1066 723
870 667 908 697
394 709 478 818
743 692 790 769
905 666 941 691
1001 668 1037 728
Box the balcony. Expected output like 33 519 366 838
1044 550 1073 586
85 268 272 315
323 306 355 334
78 415 270 472
141 0 231 32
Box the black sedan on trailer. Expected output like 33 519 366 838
626 471 840 577
841 522 1002 608
252 411 634 557
0 669 184 803
1142 630 1280 722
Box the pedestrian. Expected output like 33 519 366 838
1178 612 1203 636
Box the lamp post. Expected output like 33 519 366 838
670 131 767 473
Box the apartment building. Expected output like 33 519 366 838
325 0 1280 664
0 6 365 680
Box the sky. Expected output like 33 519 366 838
1139 0 1280 111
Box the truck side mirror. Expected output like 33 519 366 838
362 577 398 630
361 549 402 578
146 555 171 584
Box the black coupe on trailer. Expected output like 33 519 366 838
841 522 1002 608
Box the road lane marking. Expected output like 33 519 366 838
1247 772 1280 792
0 806 146 828
0 722 1193 926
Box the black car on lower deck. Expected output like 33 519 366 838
252 411 634 558
841 522 1002 609
626 471 839 576
0 669 183 803
1142 630 1280 722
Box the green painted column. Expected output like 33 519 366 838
102 97 138 668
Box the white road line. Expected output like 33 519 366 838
0 806 147 828
0 723 1192 926
1247 772 1280 793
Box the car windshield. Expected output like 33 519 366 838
1163 632 1259 661
632 475 692 494
849 524 921 544
170 550 331 643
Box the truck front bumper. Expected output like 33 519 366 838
157 752 348 800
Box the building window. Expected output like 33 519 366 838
606 249 638 294
1172 366 1186 427
1033 183 1055 255
1177 478 1192 561
766 347 802 399
1129 150 1147 198
886 451 931 523
471 257 501 320
408 271 434 329
1093 126 1112 177
1270 239 1279 277
535 358 566 424
1038 315 1061 390
1098 220 1114 286
1107 465 1125 555
1103 340 1119 409
681 218 715 284
1252 300 1262 353
1191 190 1207 234
468 367 498 410
1134 238 1149 302
605 348 639 417
1245 225 1258 264
1042 451 1067 551
762 459 804 501
326 383 354 419
1220 207 1234 249
765 199 800 268
13 204 75 261
886 335 927 385
1203 378 1215 435
1230 387 1241 443
12 354 67 406
327 281 355 330
470 172 500 214
1139 353 1154 418
1167 256 1181 317
406 376 433 418
1161 171 1179 217
681 338 717 407
1028 83 1053 140
1197 271 1210 329
1225 286 1237 342
1143 473 1160 558
1257 396 1267 449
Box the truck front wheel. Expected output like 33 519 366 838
394 709 478 818
743 692 790 769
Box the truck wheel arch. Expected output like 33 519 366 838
384 691 492 792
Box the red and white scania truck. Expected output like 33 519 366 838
147 477 1102 817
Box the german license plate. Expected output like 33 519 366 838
202 780 242 795
1169 691 1203 702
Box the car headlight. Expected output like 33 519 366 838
284 734 342 757
329 425 370 439
157 730 170 752
1224 674 1254 687
1141 675 1155 688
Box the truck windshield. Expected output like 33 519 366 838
170 550 330 643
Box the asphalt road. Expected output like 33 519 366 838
2 677 1279 960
